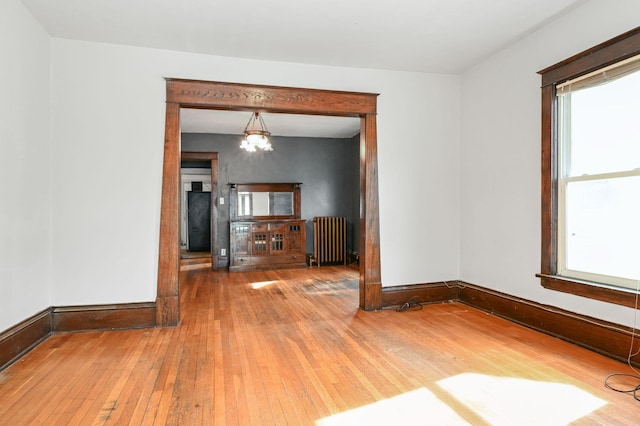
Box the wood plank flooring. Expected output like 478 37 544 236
1 267 639 425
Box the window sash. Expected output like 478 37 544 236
557 172 640 289
557 86 640 290
558 92 640 289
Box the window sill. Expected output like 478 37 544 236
537 274 639 308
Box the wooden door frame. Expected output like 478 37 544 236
157 79 381 326
181 151 218 270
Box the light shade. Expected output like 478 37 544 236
241 112 272 152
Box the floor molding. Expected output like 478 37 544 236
1 302 156 371
4 279 638 371
53 302 157 332
457 281 639 366
381 281 459 307
0 308 52 371
382 280 639 366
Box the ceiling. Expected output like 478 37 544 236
181 109 361 138
21 0 586 137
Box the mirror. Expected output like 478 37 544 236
238 191 293 216
230 182 301 220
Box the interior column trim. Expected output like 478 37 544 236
158 79 381 325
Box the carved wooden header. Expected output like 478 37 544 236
166 79 377 116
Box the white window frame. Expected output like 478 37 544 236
556 81 640 290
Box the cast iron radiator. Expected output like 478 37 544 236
313 216 347 266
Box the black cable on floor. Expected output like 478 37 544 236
396 297 424 312
604 373 640 402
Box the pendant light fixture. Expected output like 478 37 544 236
240 112 273 152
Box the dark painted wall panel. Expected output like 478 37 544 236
182 133 360 260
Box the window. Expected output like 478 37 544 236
538 27 640 306
557 59 640 289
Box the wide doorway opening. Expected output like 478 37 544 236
180 110 361 271
157 79 382 326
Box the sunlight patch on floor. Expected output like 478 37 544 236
251 280 278 289
437 373 607 425
316 387 470 425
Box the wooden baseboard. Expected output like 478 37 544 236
4 279 638 371
383 280 640 366
0 308 52 371
381 281 459 307
456 281 640 365
1 302 157 371
53 302 157 332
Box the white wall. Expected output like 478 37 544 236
49 39 461 305
6 0 636 333
460 0 640 327
0 0 52 330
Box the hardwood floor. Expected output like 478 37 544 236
0 267 638 425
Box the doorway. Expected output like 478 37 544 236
156 79 381 326
181 172 211 252
180 151 219 270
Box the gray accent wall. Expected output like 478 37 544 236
182 133 360 263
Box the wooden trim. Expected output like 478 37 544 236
539 26 640 87
228 182 302 220
52 303 157 332
165 79 377 115
359 114 382 310
538 274 639 309
381 282 459 307
540 84 556 276
4 280 638 370
228 182 302 193
537 27 640 305
180 257 213 267
382 280 640 366
157 102 181 326
162 79 381 317
181 152 218 161
0 309 51 371
456 281 640 366
359 118 366 309
1 302 157 370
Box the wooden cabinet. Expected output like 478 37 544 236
228 182 306 272
230 219 306 272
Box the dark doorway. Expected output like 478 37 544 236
187 190 211 252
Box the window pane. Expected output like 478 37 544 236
564 176 640 281
566 70 640 176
